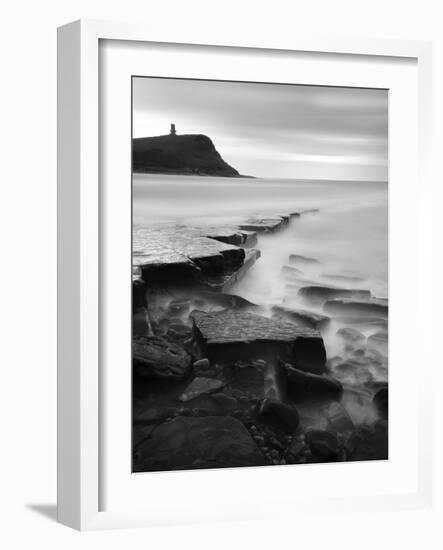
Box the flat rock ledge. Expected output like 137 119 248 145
132 212 300 288
191 310 327 374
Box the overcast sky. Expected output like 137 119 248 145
133 77 388 182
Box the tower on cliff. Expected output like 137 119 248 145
170 123 176 135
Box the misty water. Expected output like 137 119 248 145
133 173 388 428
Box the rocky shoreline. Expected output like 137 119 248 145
132 210 388 472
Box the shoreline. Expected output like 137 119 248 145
132 209 388 472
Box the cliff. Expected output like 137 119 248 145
132 133 243 177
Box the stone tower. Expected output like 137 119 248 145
170 123 176 135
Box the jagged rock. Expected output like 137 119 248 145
238 216 287 233
289 254 321 267
190 310 327 374
179 377 225 402
298 286 371 305
223 362 265 399
306 430 339 459
336 327 366 354
259 398 300 433
373 386 388 418
133 336 192 380
272 305 330 330
283 365 343 403
323 298 388 319
133 416 266 471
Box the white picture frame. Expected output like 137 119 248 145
57 19 433 531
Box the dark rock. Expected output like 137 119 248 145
133 416 266 471
193 358 210 370
212 393 238 414
133 336 192 380
179 377 225 402
258 398 300 433
133 279 147 310
336 327 366 354
289 254 321 267
204 249 261 292
284 365 343 403
191 310 327 374
306 430 339 459
133 307 150 337
324 402 355 432
133 133 241 177
298 286 371 306
323 298 388 319
223 362 265 399
373 386 388 418
272 305 330 330
352 423 388 461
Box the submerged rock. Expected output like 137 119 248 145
190 310 327 374
336 327 366 354
298 286 371 306
289 254 321 267
284 364 343 403
179 377 225 402
133 416 266 471
272 305 330 330
258 398 300 433
133 336 192 380
368 330 388 358
323 298 388 319
306 429 339 459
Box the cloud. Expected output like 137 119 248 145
133 77 388 181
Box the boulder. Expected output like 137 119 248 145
258 397 300 433
179 377 225 402
133 336 192 380
190 310 327 374
133 416 266 471
306 430 339 459
283 365 343 403
298 286 371 306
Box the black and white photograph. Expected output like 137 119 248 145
131 76 388 473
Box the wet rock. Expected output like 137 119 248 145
197 291 259 311
239 216 286 233
306 430 339 459
133 307 150 337
204 249 261 292
280 265 304 279
212 393 238 414
133 336 192 380
191 310 327 374
193 357 210 370
373 386 388 418
337 327 366 354
133 279 147 310
289 254 321 267
323 298 388 319
352 423 388 461
133 416 266 471
179 377 225 402
320 273 365 284
284 364 343 403
168 298 191 315
324 402 355 432
223 362 265 399
272 305 330 330
298 286 371 306
368 330 388 358
258 398 300 433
